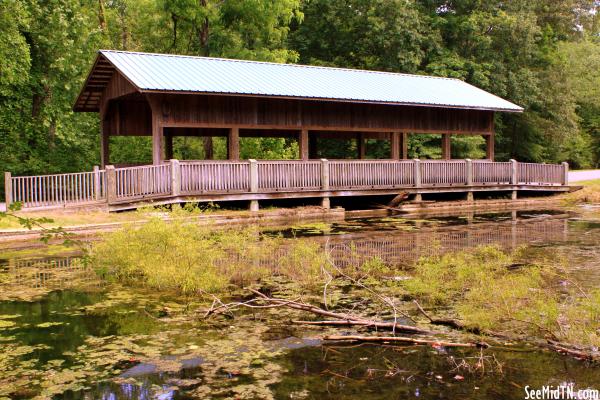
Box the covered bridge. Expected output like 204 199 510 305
74 50 523 166
4 51 571 212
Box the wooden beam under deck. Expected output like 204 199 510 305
442 134 451 160
485 134 495 160
228 127 240 160
108 185 572 211
299 129 309 160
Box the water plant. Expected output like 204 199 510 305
91 218 276 294
402 245 600 349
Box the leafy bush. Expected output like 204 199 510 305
402 245 600 348
91 218 276 294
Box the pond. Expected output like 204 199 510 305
1 206 599 399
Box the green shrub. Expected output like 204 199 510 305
91 218 274 294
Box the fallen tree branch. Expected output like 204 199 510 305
292 319 431 333
413 300 481 332
205 289 600 362
543 340 600 361
205 288 432 335
323 335 488 348
412 301 599 361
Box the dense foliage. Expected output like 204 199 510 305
0 0 598 189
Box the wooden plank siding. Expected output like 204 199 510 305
93 69 497 167
150 93 495 134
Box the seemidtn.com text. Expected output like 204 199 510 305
525 385 599 400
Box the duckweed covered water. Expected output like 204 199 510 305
1 207 600 399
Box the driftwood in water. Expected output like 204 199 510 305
292 319 431 333
323 334 488 348
204 288 432 335
245 289 433 335
205 290 599 362
387 192 409 207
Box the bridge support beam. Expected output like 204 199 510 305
357 133 366 159
391 132 409 160
442 134 451 160
151 124 164 165
391 132 400 160
485 134 495 160
228 127 240 160
401 133 408 159
299 129 309 160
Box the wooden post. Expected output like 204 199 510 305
105 165 116 204
151 112 164 165
413 158 422 202
510 159 518 199
4 172 12 208
321 158 330 209
562 162 569 185
249 159 259 211
401 133 408 159
413 159 421 188
93 166 101 201
465 158 473 201
299 129 309 160
465 159 473 186
357 133 366 159
100 129 109 169
390 132 400 160
165 134 174 160
170 159 181 196
485 134 495 160
510 159 518 184
228 127 240 160
441 134 451 160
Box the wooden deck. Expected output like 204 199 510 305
4 159 571 211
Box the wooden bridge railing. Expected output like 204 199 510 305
518 162 565 185
329 160 415 188
181 161 250 194
258 160 322 191
5 159 569 209
4 168 105 209
473 161 513 185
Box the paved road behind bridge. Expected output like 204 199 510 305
569 170 600 183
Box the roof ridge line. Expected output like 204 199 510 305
98 49 462 82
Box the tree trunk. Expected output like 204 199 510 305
98 0 107 32
171 14 178 49
198 0 209 56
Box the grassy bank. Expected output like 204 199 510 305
564 179 600 204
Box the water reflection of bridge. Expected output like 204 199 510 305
1 256 91 300
1 216 569 293
323 216 568 267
